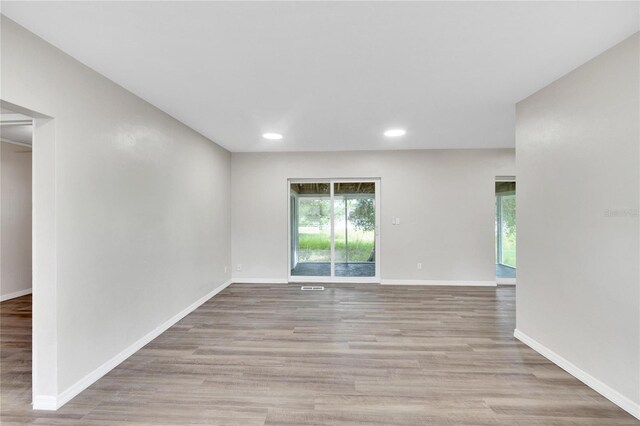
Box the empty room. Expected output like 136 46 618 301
0 1 638 424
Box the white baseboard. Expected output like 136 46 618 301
32 395 57 410
381 279 497 287
33 279 233 411
232 278 288 284
1 288 32 302
496 278 516 285
233 279 496 286
289 277 380 284
514 329 640 420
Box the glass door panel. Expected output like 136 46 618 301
290 182 331 276
495 180 516 279
499 194 516 267
333 182 376 277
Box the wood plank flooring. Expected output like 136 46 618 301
1 284 637 425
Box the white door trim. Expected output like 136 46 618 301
287 178 381 283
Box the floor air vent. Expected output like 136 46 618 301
301 286 325 291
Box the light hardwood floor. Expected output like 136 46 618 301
1 285 637 425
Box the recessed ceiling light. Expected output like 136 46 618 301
262 132 283 140
384 129 406 137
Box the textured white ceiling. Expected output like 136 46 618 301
2 1 638 152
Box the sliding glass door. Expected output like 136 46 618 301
289 179 380 282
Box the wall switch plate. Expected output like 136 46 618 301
417 263 422 270
224 266 228 274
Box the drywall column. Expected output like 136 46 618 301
31 118 58 405
515 33 639 417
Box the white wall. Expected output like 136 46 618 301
1 16 232 405
0 141 32 301
516 33 639 416
232 149 515 282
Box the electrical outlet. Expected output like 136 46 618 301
224 266 228 274
236 263 242 271
417 263 422 270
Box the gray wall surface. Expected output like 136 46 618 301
232 149 515 282
516 33 639 408
1 16 232 399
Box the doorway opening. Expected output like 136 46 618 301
1 107 32 301
0 104 33 411
288 179 380 282
495 177 516 284
1 99 56 410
